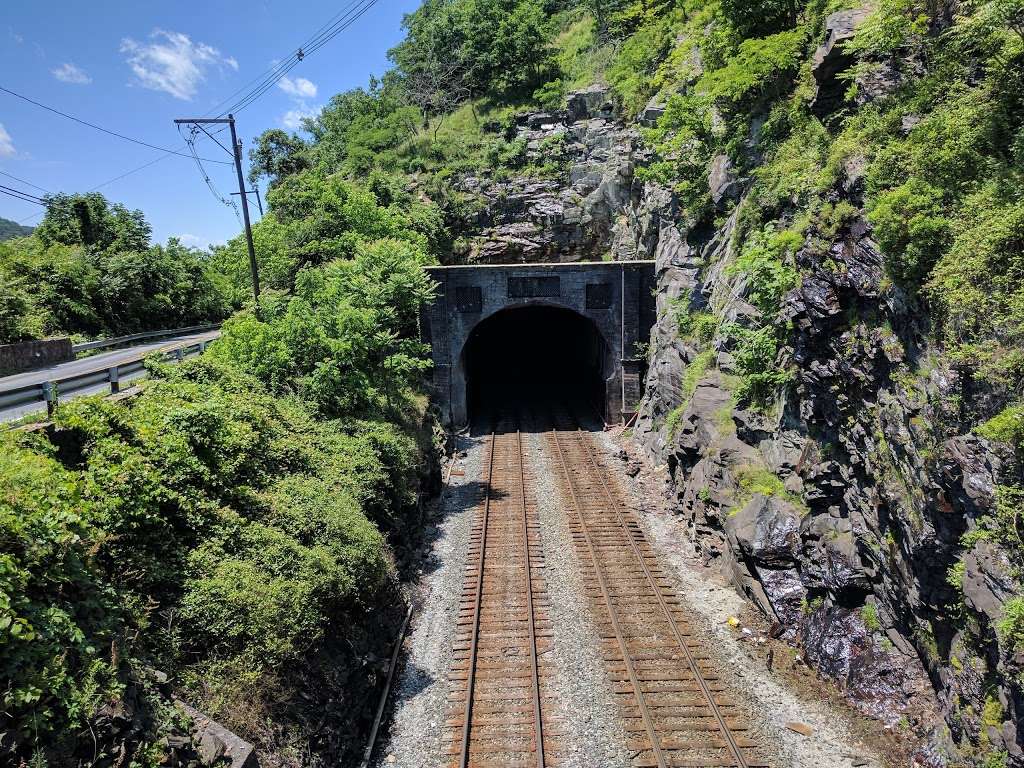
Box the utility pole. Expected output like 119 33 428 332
174 114 261 309
231 187 263 216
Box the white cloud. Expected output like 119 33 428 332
52 63 92 85
177 233 206 248
278 75 317 99
120 30 235 100
0 124 15 157
282 106 317 130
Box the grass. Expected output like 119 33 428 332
729 464 807 516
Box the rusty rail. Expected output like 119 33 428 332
446 422 556 767
547 407 766 768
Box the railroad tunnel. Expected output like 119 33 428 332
463 305 609 426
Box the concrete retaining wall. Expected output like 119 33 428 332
0 338 73 376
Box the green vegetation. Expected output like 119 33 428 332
996 596 1024 653
729 464 806 515
977 404 1024 453
0 193 229 343
861 602 882 632
0 358 429 763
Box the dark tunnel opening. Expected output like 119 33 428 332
463 306 608 428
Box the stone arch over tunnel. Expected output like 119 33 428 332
461 304 612 426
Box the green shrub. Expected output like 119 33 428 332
727 324 793 407
996 596 1024 653
861 602 882 632
727 225 800 315
976 404 1024 452
730 464 806 514
868 178 950 285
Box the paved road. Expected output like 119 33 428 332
0 330 221 422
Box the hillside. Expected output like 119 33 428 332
0 215 33 241
2 1 1023 766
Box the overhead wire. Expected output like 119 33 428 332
0 170 50 194
222 0 380 117
0 86 232 164
208 0 366 118
0 185 46 205
2 0 382 226
178 123 243 227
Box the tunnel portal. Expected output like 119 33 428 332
464 305 608 425
422 261 656 429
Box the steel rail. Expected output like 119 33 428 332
516 427 546 768
458 429 497 768
566 417 750 768
548 422 669 768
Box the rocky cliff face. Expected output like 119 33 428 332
626 117 1023 768
449 85 644 264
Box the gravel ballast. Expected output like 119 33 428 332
376 423 887 768
373 433 484 768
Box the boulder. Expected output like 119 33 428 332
727 493 802 566
708 154 741 208
639 96 666 127
566 84 614 122
810 8 872 117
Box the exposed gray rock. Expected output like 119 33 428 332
727 493 802 567
810 8 872 116
454 95 640 263
639 96 666 127
566 83 615 122
708 154 741 208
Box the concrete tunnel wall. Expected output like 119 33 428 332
422 261 657 428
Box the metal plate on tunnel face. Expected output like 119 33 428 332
508 275 560 299
455 286 483 313
585 282 613 310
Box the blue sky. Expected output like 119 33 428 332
0 0 421 247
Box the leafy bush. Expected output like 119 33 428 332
996 596 1024 653
1 353 428 764
977 405 1024 452
868 179 951 284
727 225 800 314
727 324 793 407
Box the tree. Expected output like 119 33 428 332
248 129 311 187
35 192 151 252
719 0 803 38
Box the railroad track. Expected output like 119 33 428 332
546 409 767 768
444 422 563 767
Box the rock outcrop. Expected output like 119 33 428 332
630 168 1024 763
449 85 644 264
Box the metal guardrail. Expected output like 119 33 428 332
1 339 212 419
72 324 221 354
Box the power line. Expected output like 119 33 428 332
0 186 46 206
0 85 232 164
216 0 380 118
2 1 383 227
0 170 50 194
206 0 366 118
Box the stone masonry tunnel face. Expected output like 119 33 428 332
462 305 609 425
423 262 656 429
